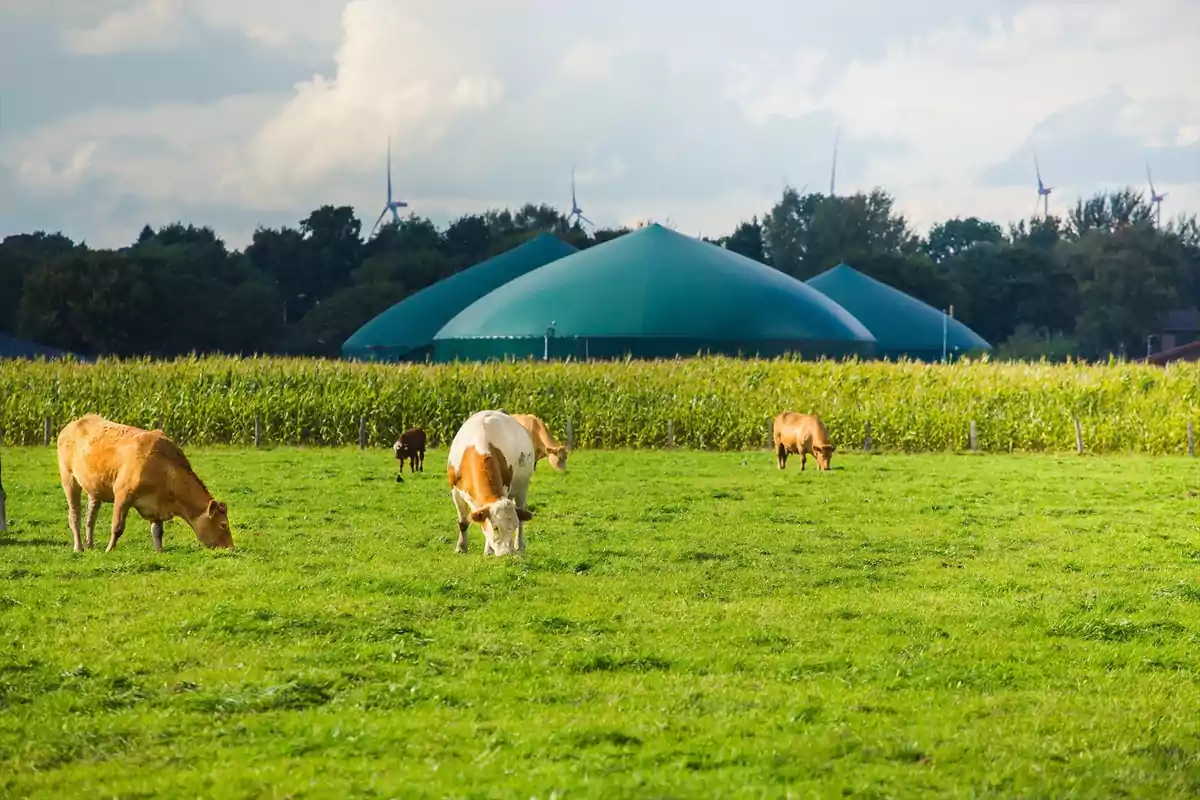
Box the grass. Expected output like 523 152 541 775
2 445 1200 798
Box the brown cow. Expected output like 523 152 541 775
510 413 568 471
56 414 235 553
773 411 836 471
393 426 426 483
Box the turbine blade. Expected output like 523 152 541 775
580 214 595 227
371 206 388 234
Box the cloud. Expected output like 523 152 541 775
62 0 186 55
3 0 1200 249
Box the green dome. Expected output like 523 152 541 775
807 263 991 361
432 224 876 362
341 233 578 361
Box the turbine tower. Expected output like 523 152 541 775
829 126 840 197
566 167 594 228
1147 159 1167 227
371 135 409 236
1034 151 1053 218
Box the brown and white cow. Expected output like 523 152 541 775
773 411 836 471
57 414 235 553
446 410 535 556
510 413 568 471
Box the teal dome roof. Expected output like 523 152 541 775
341 233 578 361
807 263 991 360
432 224 876 362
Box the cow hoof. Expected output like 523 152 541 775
395 474 404 483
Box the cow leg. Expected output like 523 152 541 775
151 520 164 553
418 450 425 472
776 442 788 470
106 497 133 553
85 495 102 550
800 450 807 471
63 477 83 553
452 489 470 553
513 484 530 554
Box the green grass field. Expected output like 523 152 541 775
2 446 1200 798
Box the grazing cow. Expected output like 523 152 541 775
393 426 427 483
773 411 836 471
446 410 535 556
56 414 235 553
510 413 568 471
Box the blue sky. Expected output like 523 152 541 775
1 0 1197 249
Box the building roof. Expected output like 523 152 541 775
0 333 77 361
1146 340 1200 365
431 223 876 361
1163 309 1200 332
806 263 992 360
341 233 579 361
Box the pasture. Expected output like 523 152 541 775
2 445 1200 798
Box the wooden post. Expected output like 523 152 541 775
1074 417 1083 455
44 417 52 447
155 414 163 432
969 420 978 452
863 421 872 452
1189 420 1195 458
667 420 675 449
254 415 262 448
358 416 367 450
565 418 574 451
0 448 7 533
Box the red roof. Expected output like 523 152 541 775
1145 340 1200 365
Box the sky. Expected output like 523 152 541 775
1 0 1198 250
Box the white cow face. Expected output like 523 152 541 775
469 498 533 556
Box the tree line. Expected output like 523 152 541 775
2 186 1197 361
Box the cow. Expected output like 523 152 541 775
392 426 427 483
773 411 836 471
446 410 535 556
56 414 235 553
510 413 569 471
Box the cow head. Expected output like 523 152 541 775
392 438 409 460
814 443 836 471
192 499 235 550
469 498 533 556
547 445 568 471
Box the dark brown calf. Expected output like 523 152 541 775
393 427 427 483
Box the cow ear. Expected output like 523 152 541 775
517 507 534 522
206 500 223 517
469 508 490 523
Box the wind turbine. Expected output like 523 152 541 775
1034 151 1053 218
829 126 840 197
1147 159 1167 227
566 167 594 228
371 135 409 236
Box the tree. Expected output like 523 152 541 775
0 232 77 335
721 218 766 263
922 217 1005 263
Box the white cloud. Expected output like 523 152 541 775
61 0 186 55
4 0 1200 248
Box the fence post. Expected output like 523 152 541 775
969 420 978 452
44 417 52 447
1074 417 1083 455
358 416 367 450
155 414 163 433
863 421 872 453
0 447 7 533
565 418 574 451
254 416 262 448
1189 420 1195 458
667 420 675 449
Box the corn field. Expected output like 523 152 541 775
1 355 1198 454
